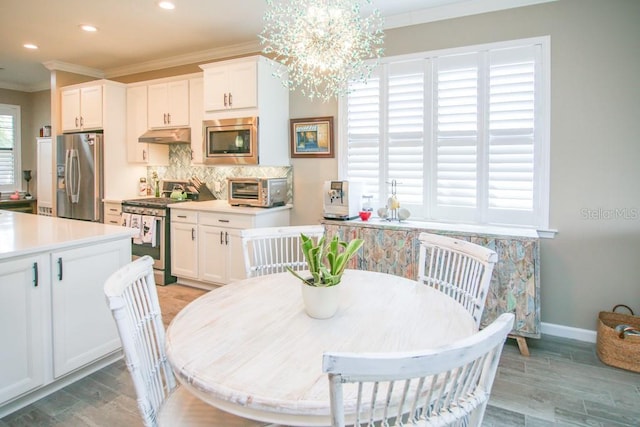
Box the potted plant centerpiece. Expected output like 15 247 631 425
287 233 364 319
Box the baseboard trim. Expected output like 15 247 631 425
541 322 597 343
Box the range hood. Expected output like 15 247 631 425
139 127 191 144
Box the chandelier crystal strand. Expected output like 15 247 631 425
260 0 384 101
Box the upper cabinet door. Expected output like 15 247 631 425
61 86 103 132
227 61 257 110
202 59 258 112
167 80 190 126
79 86 103 130
147 80 189 128
61 88 81 132
147 83 170 128
203 67 229 112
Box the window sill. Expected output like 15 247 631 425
328 217 558 239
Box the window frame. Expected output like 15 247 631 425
338 36 550 232
0 103 22 193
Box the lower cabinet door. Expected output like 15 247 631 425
171 222 199 279
0 255 49 404
51 240 128 378
198 225 225 283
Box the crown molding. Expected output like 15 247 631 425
42 60 105 79
0 80 51 93
104 40 262 78
383 0 557 29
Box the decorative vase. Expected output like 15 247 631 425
301 282 340 319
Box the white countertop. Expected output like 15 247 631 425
168 199 292 215
0 211 138 261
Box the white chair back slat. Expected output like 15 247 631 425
417 232 498 328
241 225 325 278
105 256 267 427
323 313 514 427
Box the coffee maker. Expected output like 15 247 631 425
322 180 363 220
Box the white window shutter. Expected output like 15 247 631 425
342 37 549 229
387 60 425 208
432 53 479 222
0 108 18 188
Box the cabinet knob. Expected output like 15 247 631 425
224 93 228 107
167 113 171 124
75 117 79 127
228 93 233 107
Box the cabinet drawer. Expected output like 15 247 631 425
104 203 122 216
171 210 198 223
104 214 122 226
199 212 253 229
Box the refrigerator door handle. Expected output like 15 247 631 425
65 149 72 200
68 149 81 203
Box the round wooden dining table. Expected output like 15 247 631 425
165 269 476 426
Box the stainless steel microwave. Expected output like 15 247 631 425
203 117 258 165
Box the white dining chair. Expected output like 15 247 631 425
417 232 498 328
103 255 267 427
323 312 514 427
240 225 325 278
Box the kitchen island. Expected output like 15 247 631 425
0 211 137 417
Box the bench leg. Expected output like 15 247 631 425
509 334 530 357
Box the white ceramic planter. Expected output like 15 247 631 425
301 283 340 319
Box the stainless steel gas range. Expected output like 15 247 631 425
121 179 214 285
121 196 186 285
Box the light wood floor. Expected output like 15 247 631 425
2 284 639 427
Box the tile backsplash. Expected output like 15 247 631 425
146 144 292 202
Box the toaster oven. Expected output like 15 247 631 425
227 178 287 207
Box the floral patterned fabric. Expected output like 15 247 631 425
324 221 540 338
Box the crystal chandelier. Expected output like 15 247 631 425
260 0 384 101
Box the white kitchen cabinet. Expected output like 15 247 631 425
0 254 49 405
170 210 199 280
198 225 245 284
148 80 190 128
50 240 126 378
103 201 122 226
189 76 204 164
170 202 290 288
202 60 257 112
61 85 103 132
126 85 169 165
60 79 146 201
36 137 52 215
200 56 290 166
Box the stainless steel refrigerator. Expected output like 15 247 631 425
56 133 104 222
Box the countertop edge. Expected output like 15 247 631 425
0 212 137 261
168 200 293 215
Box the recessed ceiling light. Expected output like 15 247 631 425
23 43 38 50
158 1 175 10
80 24 98 32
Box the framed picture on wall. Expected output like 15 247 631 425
290 116 334 158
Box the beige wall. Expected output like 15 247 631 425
289 0 640 331
0 88 51 196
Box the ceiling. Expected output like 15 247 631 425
1 0 552 92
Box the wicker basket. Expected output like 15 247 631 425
596 304 640 373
